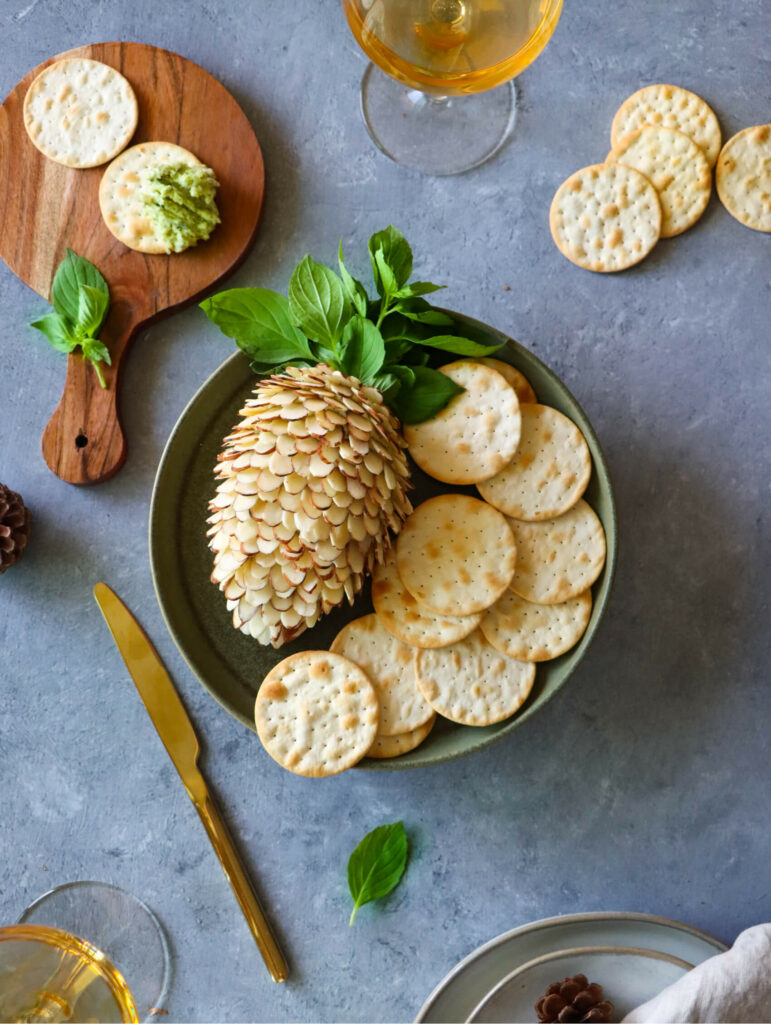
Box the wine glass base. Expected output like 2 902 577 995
360 64 517 176
18 882 171 1022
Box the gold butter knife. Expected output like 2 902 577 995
93 582 289 983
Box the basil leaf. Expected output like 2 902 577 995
338 316 385 384
384 338 412 364
389 364 415 388
288 255 350 346
372 371 401 401
250 358 312 378
415 334 502 357
393 281 445 299
374 250 399 299
51 249 108 323
395 298 454 326
81 337 112 366
348 821 408 926
200 288 313 364
30 314 79 353
76 285 109 337
338 241 369 318
369 226 412 295
389 365 464 425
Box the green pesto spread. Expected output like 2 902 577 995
140 162 220 253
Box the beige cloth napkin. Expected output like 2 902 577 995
623 923 771 1023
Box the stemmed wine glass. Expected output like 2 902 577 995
0 882 169 1023
342 0 563 175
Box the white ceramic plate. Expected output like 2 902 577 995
467 945 693 1023
416 912 726 1024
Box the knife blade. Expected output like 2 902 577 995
93 582 289 983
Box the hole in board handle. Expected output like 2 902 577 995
75 434 88 449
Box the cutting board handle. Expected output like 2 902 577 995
41 310 136 486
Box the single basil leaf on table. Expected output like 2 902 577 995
368 225 413 295
30 313 79 353
338 241 369 318
347 821 408 926
200 288 313 364
338 315 385 384
414 334 502 357
288 254 350 347
76 285 110 337
51 248 109 324
389 364 464 424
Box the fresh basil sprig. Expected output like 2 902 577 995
200 226 503 424
31 249 112 387
347 821 408 926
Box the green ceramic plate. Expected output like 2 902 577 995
149 313 617 770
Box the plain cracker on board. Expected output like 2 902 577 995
716 125 771 233
23 58 137 169
477 404 591 521
396 494 517 616
481 588 592 662
254 650 379 777
479 358 537 404
366 716 436 759
607 125 711 237
508 499 606 605
330 614 434 735
99 141 202 253
550 163 662 272
404 360 521 485
415 630 536 727
372 548 482 649
611 84 722 167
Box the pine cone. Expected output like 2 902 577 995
0 484 30 575
535 974 614 1023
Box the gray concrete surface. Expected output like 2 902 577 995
1 1 769 1020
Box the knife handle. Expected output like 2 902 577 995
188 775 289 982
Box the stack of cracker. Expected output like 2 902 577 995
255 359 607 777
550 84 723 272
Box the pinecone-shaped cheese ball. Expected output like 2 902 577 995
535 975 614 1023
0 484 30 575
208 365 413 647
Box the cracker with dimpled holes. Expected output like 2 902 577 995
607 125 711 237
478 404 591 521
481 588 592 662
372 548 482 650
404 360 521 485
415 630 536 727
330 615 434 735
99 141 202 253
508 500 606 605
396 494 517 617
611 84 722 167
366 715 436 759
716 125 771 233
550 163 662 273
479 358 537 404
254 650 379 777
24 58 137 169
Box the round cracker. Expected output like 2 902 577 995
396 495 517 616
404 360 521 485
716 125 771 233
23 58 137 169
611 84 722 167
372 548 482 649
330 615 434 735
481 588 592 662
508 500 606 605
415 630 536 727
607 125 712 237
99 141 203 253
478 358 537 404
477 404 591 521
550 163 662 272
254 650 379 777
366 716 436 759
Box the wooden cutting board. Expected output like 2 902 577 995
0 41 265 485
